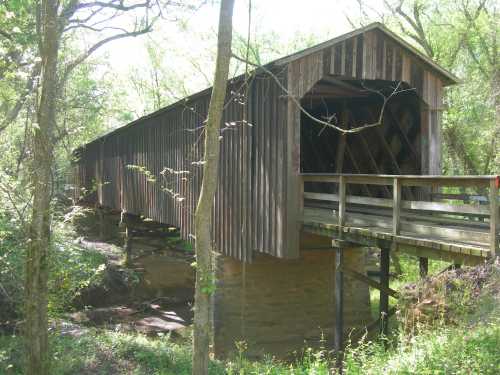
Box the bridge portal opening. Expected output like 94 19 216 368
300 78 422 198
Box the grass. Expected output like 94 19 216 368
343 319 500 374
1 315 498 374
0 329 331 374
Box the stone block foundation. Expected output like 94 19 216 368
213 232 372 358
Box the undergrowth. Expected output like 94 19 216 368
1 212 499 374
0 213 107 319
0 316 498 374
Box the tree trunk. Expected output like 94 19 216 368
192 0 234 374
25 1 59 374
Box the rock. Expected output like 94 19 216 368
135 316 186 334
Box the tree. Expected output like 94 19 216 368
349 0 499 176
25 3 59 373
25 1 196 373
192 0 234 374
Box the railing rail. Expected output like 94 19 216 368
300 174 500 257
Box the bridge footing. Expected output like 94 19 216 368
212 232 372 359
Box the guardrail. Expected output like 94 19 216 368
300 174 500 256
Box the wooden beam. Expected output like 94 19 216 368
387 105 419 165
303 222 489 263
332 239 358 248
380 246 390 336
303 191 490 216
357 132 392 197
340 265 399 298
300 173 496 188
393 178 401 235
338 175 347 229
344 144 373 196
321 75 365 93
335 107 348 174
305 206 490 244
347 108 390 196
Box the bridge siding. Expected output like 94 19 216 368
74 25 453 261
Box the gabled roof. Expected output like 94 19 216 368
77 22 459 151
273 22 459 86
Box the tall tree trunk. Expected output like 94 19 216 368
192 0 234 374
25 1 59 374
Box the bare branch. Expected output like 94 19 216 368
232 54 414 134
75 0 153 12
60 22 155 86
386 0 434 57
0 62 41 134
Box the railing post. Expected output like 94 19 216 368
338 175 346 230
490 177 499 257
393 178 401 235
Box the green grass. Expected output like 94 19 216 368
1 316 498 374
0 330 332 375
344 319 500 375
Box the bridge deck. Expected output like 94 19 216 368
300 174 499 264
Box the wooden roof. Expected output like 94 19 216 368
273 22 459 86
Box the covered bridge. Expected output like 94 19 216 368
74 23 499 357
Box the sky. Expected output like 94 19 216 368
102 0 384 72
91 0 386 117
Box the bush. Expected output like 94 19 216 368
0 212 107 319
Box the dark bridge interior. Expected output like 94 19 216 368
300 77 422 198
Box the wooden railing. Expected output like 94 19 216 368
300 174 500 256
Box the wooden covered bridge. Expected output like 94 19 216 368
74 23 499 358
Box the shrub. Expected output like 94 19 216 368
0 213 107 319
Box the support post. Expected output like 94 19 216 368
334 246 344 371
379 246 390 337
392 178 401 235
419 257 428 279
490 177 499 257
338 175 346 229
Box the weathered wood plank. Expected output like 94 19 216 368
303 207 490 245
393 178 401 235
301 173 497 188
339 265 399 298
303 192 489 216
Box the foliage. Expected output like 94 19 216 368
0 212 107 319
47 221 108 315
353 0 499 176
